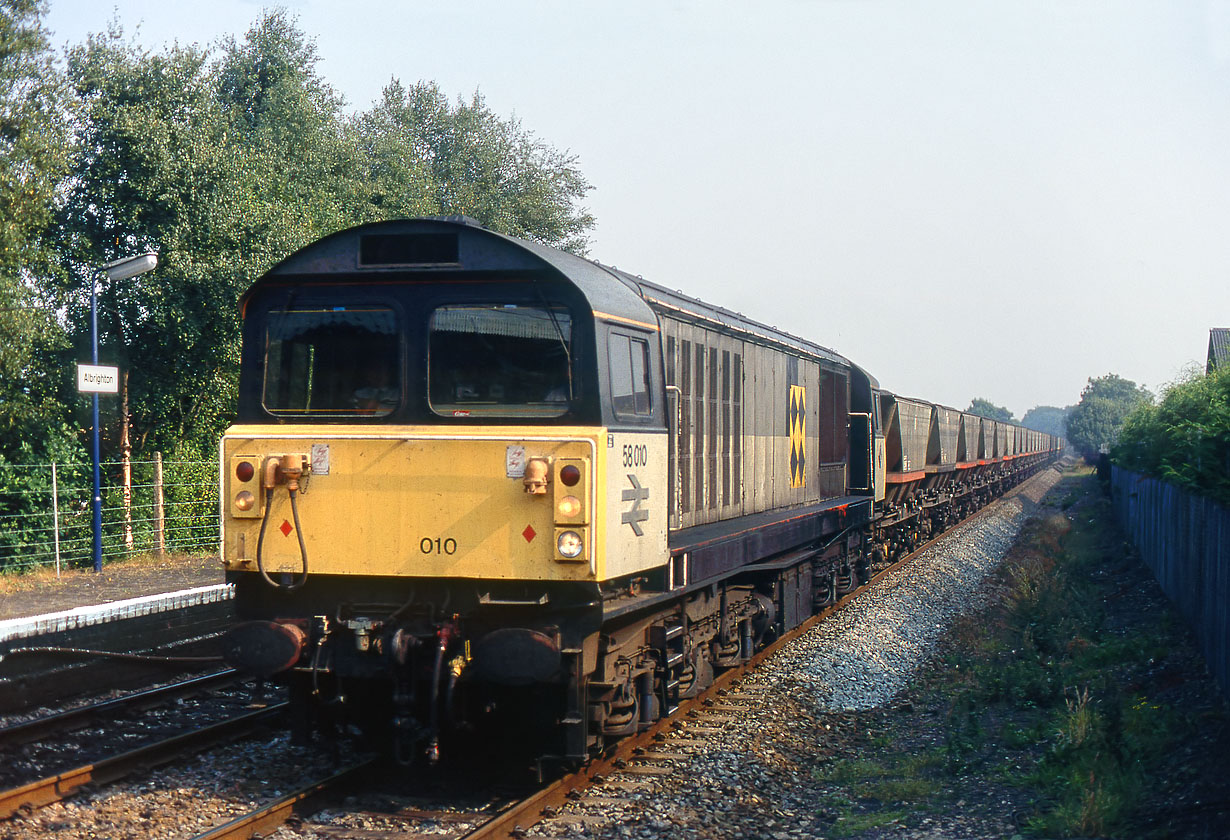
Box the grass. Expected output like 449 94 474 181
930 470 1178 835
815 752 946 835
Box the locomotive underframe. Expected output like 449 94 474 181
225 523 877 765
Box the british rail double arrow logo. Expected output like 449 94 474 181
621 474 650 536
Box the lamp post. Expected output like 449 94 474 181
92 252 157 572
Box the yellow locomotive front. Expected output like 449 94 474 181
222 429 602 582
219 220 668 763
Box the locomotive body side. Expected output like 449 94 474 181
630 279 879 584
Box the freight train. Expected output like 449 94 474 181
218 217 1061 765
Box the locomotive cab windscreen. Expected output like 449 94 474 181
239 287 597 425
428 303 575 418
263 307 403 418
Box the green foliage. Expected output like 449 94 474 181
938 476 1210 837
0 0 74 464
0 430 89 571
1021 405 1071 439
966 397 1014 423
50 26 252 459
356 80 594 252
1113 364 1230 505
0 0 70 265
1065 373 1152 457
814 754 941 836
214 9 372 263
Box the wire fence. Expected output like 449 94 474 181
0 455 218 576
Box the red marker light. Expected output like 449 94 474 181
236 461 255 482
560 465 581 486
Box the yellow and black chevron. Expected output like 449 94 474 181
788 384 806 488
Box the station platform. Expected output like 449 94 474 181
1 551 221 611
0 556 235 713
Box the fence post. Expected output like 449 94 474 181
154 451 166 558
51 462 61 579
122 371 133 552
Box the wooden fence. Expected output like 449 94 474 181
1110 466 1230 699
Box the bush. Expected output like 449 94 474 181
1113 364 1230 505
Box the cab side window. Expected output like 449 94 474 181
609 333 652 419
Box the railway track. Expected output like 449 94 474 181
0 704 285 821
461 534 926 840
0 669 243 750
184 537 923 840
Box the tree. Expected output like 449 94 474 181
1 0 68 259
0 0 75 463
1065 374 1152 457
51 26 251 459
355 80 595 253
214 9 371 264
51 13 371 459
1021 405 1072 439
1114 364 1230 505
967 398 1014 423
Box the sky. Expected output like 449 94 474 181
42 0 1230 418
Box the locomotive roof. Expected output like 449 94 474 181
247 217 656 329
629 275 872 381
248 217 875 384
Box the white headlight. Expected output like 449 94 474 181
557 530 584 558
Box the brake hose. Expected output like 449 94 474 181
255 484 309 591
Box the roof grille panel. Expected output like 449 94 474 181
359 233 459 267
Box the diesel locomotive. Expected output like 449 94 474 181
218 217 1061 764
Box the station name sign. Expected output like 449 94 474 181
77 363 120 394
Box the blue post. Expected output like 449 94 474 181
91 273 102 573
91 252 155 573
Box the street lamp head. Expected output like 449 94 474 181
102 252 158 281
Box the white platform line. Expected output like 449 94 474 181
0 583 235 644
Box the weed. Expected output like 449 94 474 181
912 472 1221 837
827 808 910 837
1056 686 1096 749
868 775 936 802
815 752 941 837
815 758 888 785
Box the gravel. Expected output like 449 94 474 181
767 488 1045 713
1 733 362 840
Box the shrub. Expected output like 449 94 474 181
1113 364 1230 505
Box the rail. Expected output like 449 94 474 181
0 704 285 820
0 669 241 749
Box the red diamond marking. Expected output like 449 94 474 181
279 520 293 537
522 525 536 543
